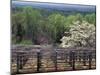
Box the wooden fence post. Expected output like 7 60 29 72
69 51 75 70
65 53 68 64
16 52 24 74
72 51 75 70
89 52 92 69
20 54 23 69
79 52 81 62
37 50 42 72
83 51 86 66
69 51 73 67
54 50 57 71
16 52 20 74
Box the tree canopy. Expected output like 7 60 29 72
60 21 95 48
12 6 96 46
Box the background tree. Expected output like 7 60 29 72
23 7 42 44
84 13 96 24
60 21 96 48
12 12 25 43
48 13 67 43
12 6 96 45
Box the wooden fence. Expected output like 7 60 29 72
11 46 96 74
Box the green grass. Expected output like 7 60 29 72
12 38 33 45
19 40 33 45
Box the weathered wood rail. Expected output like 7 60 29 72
11 45 96 74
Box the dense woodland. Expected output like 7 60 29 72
12 6 96 47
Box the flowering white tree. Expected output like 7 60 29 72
60 21 95 48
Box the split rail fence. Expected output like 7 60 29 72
11 46 96 74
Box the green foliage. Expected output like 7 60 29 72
84 13 96 24
12 6 96 45
23 7 42 39
12 12 25 43
19 40 33 45
48 13 66 43
64 13 83 29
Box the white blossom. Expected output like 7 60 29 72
60 21 95 48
